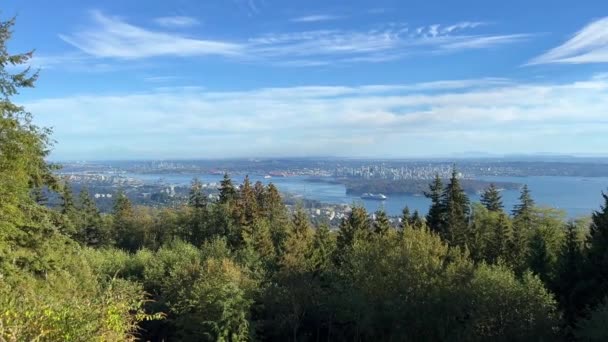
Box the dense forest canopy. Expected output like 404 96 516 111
2 15 608 342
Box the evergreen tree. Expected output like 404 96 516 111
188 178 207 209
512 185 535 221
77 188 107 247
481 184 504 212
311 223 335 271
554 222 584 330
264 183 290 257
112 191 135 251
238 175 259 228
60 182 76 216
584 191 608 309
441 167 470 246
401 206 411 230
188 178 208 246
218 173 237 204
425 174 444 235
292 205 312 237
373 209 392 235
411 210 425 230
336 206 370 254
487 213 510 263
253 181 266 214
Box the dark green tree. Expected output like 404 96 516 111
512 184 535 222
264 183 290 257
401 206 411 230
480 183 504 212
336 206 370 255
584 191 608 310
410 210 425 230
554 222 584 331
373 210 392 235
441 167 470 246
425 174 444 235
218 173 237 204
77 188 107 247
188 178 209 246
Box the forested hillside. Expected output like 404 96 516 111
2 16 608 341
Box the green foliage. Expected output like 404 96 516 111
480 183 504 212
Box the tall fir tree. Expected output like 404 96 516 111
441 167 470 246
480 184 504 212
264 183 290 257
401 206 412 230
112 191 135 251
487 213 510 263
336 206 370 254
554 222 584 330
238 175 259 228
584 191 608 309
410 210 425 230
425 174 444 236
78 188 110 247
188 178 209 246
218 173 237 204
310 223 335 272
512 185 535 221
188 178 207 209
373 210 392 235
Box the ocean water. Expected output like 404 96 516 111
126 173 608 219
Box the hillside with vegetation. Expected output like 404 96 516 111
3 16 608 341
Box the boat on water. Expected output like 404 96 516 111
361 193 387 200
264 175 272 179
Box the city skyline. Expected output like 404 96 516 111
5 0 608 160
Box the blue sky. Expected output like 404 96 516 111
4 0 608 160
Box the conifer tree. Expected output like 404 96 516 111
425 174 444 235
401 206 411 230
512 185 535 222
112 191 135 250
411 210 425 230
188 178 207 209
311 223 334 271
555 222 584 329
481 184 504 212
218 173 237 204
336 206 370 254
584 191 608 309
264 183 290 257
77 188 106 246
60 182 76 216
441 167 470 246
374 210 392 235
487 213 510 263
238 175 259 228
188 178 208 246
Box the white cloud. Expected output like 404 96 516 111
58 11 530 66
154 16 200 28
291 15 342 23
25 75 608 159
528 16 608 65
59 10 242 59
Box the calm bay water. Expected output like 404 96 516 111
127 173 608 218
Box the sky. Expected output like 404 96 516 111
4 0 608 160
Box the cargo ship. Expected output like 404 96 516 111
360 193 387 200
